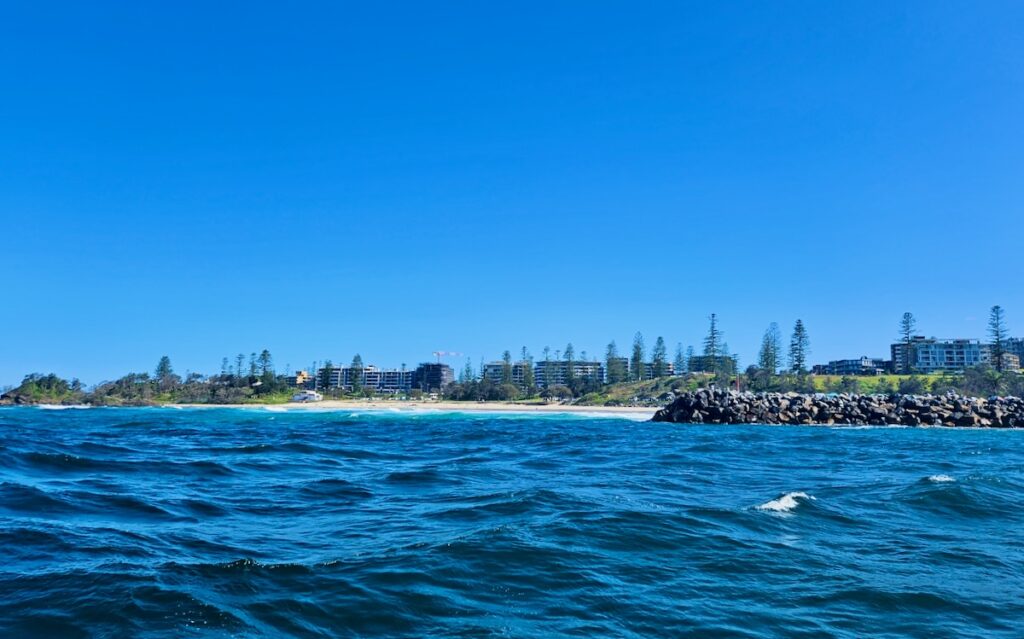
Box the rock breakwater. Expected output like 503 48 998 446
652 388 1024 427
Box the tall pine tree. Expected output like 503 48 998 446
673 343 685 376
789 320 810 374
631 332 645 381
899 312 917 374
989 305 1008 372
651 336 668 378
757 322 781 374
606 341 624 384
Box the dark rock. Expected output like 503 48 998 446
651 388 1024 428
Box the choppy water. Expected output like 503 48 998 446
2 407 1023 638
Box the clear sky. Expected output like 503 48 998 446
2 2 1022 386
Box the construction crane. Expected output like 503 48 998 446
432 351 463 363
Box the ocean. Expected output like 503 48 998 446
1 406 1022 638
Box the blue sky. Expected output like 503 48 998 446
1 2 1022 385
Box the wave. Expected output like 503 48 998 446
757 491 815 513
18 452 234 477
36 404 91 410
385 468 447 484
298 478 374 501
21 451 116 472
69 490 179 520
175 498 230 517
927 474 956 483
0 481 70 513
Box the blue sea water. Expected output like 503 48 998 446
1 407 1023 638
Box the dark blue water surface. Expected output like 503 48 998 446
2 406 1023 638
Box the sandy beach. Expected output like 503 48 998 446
173 400 657 418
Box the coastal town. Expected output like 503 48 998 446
3 309 1020 407
295 334 1024 396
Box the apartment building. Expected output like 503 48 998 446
811 357 891 376
533 360 604 387
891 337 989 374
481 361 532 387
316 365 413 393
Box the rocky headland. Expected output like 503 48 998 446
652 388 1024 427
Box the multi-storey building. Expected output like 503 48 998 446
642 361 676 379
891 337 989 374
481 361 532 387
316 365 413 393
533 360 604 387
412 363 454 392
1004 339 1024 370
996 352 1021 372
811 357 890 376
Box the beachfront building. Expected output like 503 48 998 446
315 365 413 393
481 361 532 387
891 337 989 374
412 363 454 392
533 360 604 387
811 357 890 376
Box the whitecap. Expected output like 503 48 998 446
37 404 91 410
927 474 955 483
757 491 814 513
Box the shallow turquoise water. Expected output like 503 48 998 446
2 407 1023 638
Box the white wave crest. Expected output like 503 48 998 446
928 474 955 483
757 491 814 513
37 404 91 410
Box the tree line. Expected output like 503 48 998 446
1 350 292 406
3 306 1019 405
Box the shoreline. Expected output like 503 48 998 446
170 400 657 417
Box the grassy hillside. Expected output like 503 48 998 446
576 373 950 406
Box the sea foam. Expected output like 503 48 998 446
37 404 91 410
757 491 814 513
928 474 956 483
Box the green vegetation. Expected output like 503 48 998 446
571 369 1024 407
1 373 86 404
3 307 1021 408
1 353 297 406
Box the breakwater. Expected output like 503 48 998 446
652 388 1024 427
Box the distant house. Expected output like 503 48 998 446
287 370 315 389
